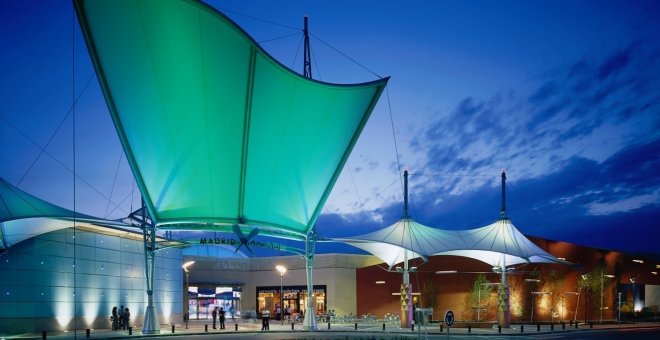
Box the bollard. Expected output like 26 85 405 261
291 322 294 331
521 325 524 333
562 322 565 330
537 323 540 332
86 329 90 338
383 323 385 331
411 323 415 332
128 327 132 335
235 323 238 331
551 323 554 331
42 331 47 340
570 320 573 326
172 325 175 333
205 324 208 332
468 325 471 333
575 322 578 329
440 324 443 332
328 322 331 330
498 325 502 333
590 322 593 329
355 322 358 330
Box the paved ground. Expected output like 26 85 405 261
3 319 660 339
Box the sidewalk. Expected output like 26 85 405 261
4 319 660 339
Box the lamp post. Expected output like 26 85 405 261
630 276 638 313
601 274 614 323
562 292 578 321
182 261 195 329
276 265 287 324
576 274 586 324
525 279 540 323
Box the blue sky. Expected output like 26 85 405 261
1 0 659 257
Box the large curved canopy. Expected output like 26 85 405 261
74 0 388 237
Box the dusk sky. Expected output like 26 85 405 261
1 1 659 257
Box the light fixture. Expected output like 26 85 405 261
375 281 386 284
436 270 458 274
409 267 417 272
633 259 644 264
564 291 579 295
652 272 657 275
392 292 402 296
395 266 403 272
275 265 287 275
558 257 566 261
182 261 195 272
604 274 615 278
525 279 540 283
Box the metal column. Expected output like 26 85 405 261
302 230 318 330
141 200 160 334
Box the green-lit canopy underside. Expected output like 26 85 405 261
75 0 388 236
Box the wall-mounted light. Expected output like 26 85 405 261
633 259 644 263
375 281 385 284
436 270 458 274
392 292 401 296
558 257 566 261
525 279 541 283
652 272 657 275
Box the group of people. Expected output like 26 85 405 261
211 306 226 330
111 306 131 330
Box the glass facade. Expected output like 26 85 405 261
256 285 326 320
188 286 242 319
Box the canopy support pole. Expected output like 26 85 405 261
302 230 318 330
399 170 413 328
497 171 511 327
141 199 160 334
400 249 413 328
303 16 312 78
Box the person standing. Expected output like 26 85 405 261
219 307 226 330
111 306 118 330
119 305 125 330
261 309 270 330
123 308 130 330
212 307 218 329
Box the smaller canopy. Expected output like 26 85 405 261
0 178 181 249
437 218 571 267
335 217 468 269
336 216 569 269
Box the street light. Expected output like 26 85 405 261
525 279 540 323
276 265 287 324
182 261 195 329
601 274 614 323
576 274 587 324
562 292 578 321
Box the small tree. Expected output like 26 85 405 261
463 274 494 321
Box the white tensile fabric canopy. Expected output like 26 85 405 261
338 216 570 268
437 218 570 267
